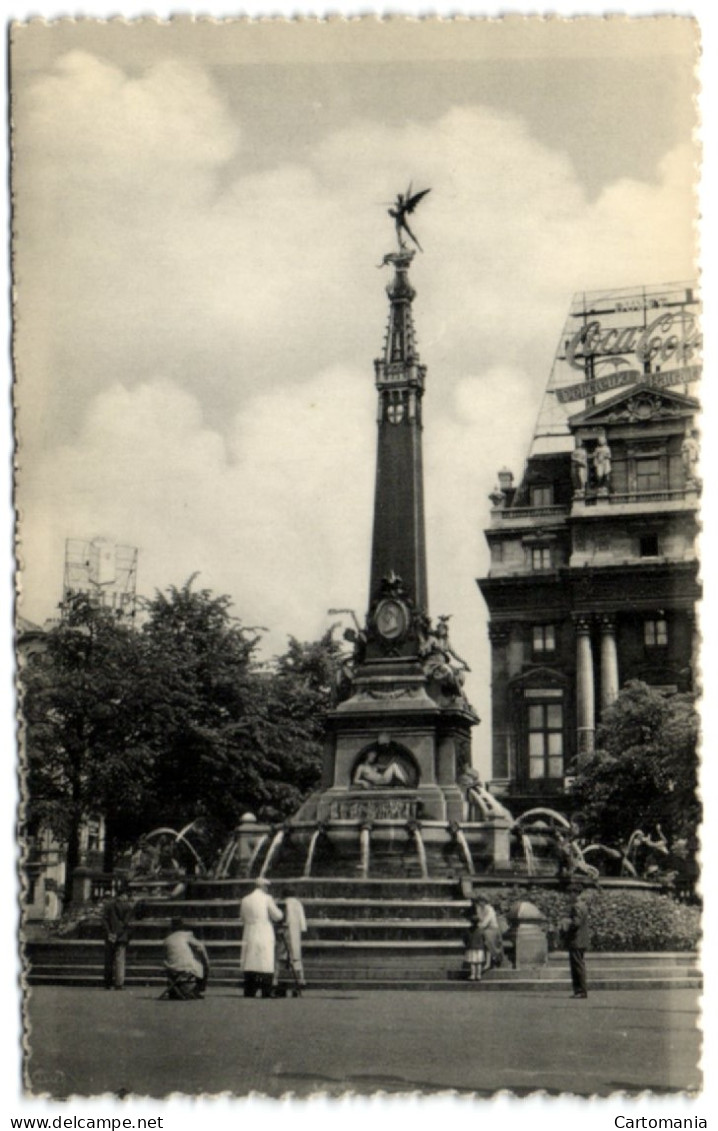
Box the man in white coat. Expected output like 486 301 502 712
239 879 283 998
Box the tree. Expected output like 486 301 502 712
21 594 157 899
137 586 340 855
21 577 344 891
569 680 700 850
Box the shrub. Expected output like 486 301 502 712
470 885 701 951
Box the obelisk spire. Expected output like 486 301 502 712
368 246 428 619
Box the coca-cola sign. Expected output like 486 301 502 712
565 309 702 371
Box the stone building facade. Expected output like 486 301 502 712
478 283 701 813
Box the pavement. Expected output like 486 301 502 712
24 985 701 1099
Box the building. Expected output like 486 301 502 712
478 282 701 813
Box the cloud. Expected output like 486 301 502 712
14 51 698 771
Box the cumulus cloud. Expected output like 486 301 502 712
14 50 698 770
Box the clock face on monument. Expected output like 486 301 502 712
374 598 408 641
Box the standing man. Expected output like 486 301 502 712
239 879 283 998
101 881 134 991
562 892 590 999
281 886 308 988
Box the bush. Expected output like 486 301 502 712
470 885 701 952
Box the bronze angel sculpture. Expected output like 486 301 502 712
388 184 431 251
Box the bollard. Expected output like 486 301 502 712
506 899 548 969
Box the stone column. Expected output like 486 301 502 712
687 611 700 692
599 615 619 711
575 617 595 760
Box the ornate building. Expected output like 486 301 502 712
478 283 701 812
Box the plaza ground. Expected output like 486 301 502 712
24 985 701 1098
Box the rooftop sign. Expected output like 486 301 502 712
553 284 701 405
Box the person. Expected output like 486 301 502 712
561 893 590 998
463 914 485 981
129 835 159 879
472 894 504 969
280 887 308 988
157 835 180 875
101 882 134 990
353 749 408 789
163 916 210 998
239 879 283 998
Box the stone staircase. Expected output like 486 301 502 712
24 877 702 992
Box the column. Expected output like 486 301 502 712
687 610 700 691
575 617 595 760
599 615 619 711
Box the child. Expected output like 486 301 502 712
464 915 485 982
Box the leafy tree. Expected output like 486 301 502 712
21 594 157 899
569 680 700 851
136 589 341 854
21 578 344 891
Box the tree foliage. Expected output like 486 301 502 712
21 580 343 892
569 680 700 850
21 594 158 896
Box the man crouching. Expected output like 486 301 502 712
163 917 210 999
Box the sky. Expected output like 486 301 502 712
4 3 717 1125
11 18 700 775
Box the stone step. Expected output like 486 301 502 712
133 897 477 919
25 970 702 992
184 878 466 900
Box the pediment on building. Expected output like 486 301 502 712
508 666 569 691
568 384 699 429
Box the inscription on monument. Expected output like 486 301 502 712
330 797 419 821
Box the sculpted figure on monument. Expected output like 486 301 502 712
681 426 700 484
388 184 431 252
458 768 513 822
419 614 471 701
593 431 612 489
353 748 410 789
571 438 588 493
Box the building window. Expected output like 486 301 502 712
532 624 556 654
528 701 564 779
531 546 553 570
644 618 668 647
639 534 659 558
635 457 662 492
530 485 553 507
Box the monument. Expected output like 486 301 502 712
312 188 478 829
229 188 514 880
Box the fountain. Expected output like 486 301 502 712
258 828 285 880
449 821 475 875
408 822 429 879
303 824 324 878
359 824 371 879
198 216 674 897
245 833 269 879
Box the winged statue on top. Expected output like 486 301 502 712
388 184 431 252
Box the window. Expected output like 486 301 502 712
644 618 668 647
530 485 553 507
531 546 552 570
635 457 662 492
528 701 564 779
640 534 659 558
532 624 556 654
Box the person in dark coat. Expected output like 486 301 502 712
562 893 590 998
101 883 135 990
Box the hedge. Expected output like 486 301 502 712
471 885 701 952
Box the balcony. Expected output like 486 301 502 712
489 504 569 529
571 485 699 518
